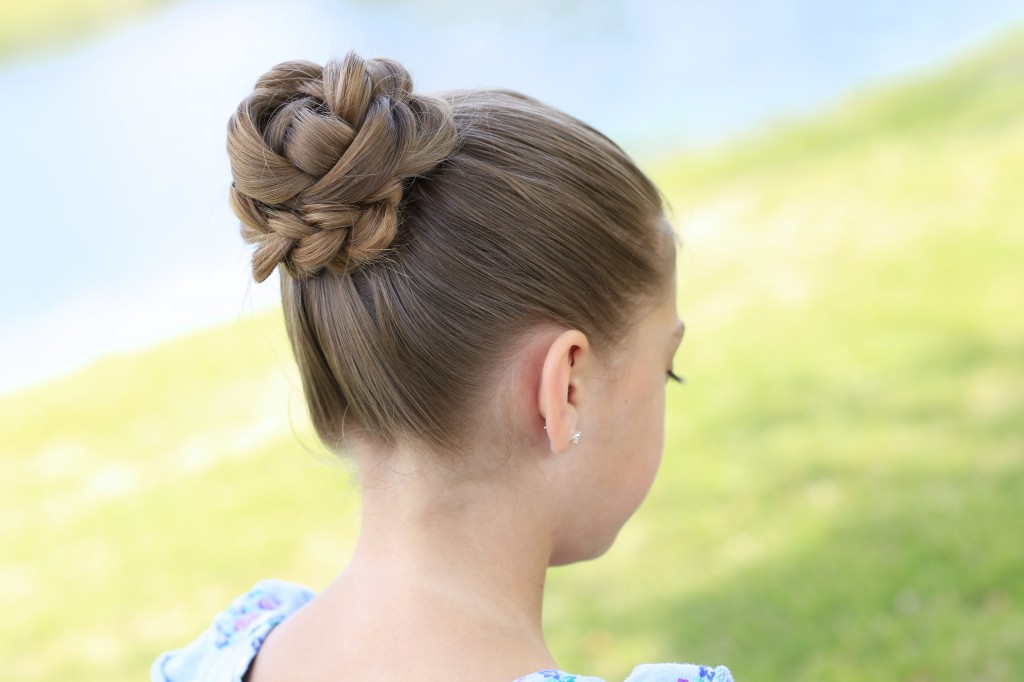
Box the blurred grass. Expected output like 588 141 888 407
0 0 173 64
2 24 1023 682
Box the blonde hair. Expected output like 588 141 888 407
226 50 673 457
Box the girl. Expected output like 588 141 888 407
152 50 733 682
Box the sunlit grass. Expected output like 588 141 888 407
0 0 172 64
1 311 360 681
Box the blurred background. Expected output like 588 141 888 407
1 0 1022 680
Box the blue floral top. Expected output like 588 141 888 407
151 579 734 682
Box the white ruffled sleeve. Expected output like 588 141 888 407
150 579 315 682
625 662 734 682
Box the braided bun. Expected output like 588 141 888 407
226 51 459 282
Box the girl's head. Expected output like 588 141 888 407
226 51 682 562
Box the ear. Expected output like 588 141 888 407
538 329 589 454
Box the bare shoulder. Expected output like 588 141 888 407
245 584 556 682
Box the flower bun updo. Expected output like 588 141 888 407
227 52 458 282
225 49 675 458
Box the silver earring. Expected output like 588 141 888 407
544 426 581 445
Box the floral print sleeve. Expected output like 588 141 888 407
516 663 733 682
150 579 315 682
624 662 734 682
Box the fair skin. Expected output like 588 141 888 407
246 243 684 682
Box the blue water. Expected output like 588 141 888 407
1 0 1021 394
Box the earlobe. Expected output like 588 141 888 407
543 425 582 444
537 329 588 454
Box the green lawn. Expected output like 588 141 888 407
0 0 172 64
2 26 1022 682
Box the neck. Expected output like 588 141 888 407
334 449 557 655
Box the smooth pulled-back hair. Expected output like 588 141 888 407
226 50 673 457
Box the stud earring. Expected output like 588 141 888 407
543 426 582 445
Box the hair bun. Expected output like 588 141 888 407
226 50 459 282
